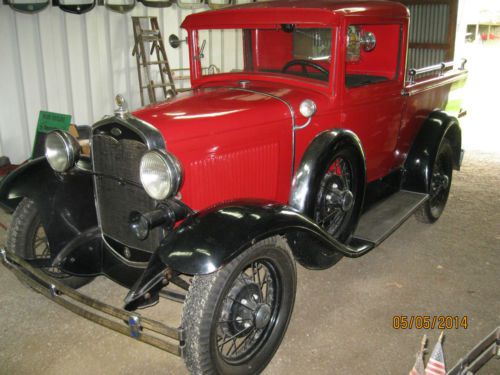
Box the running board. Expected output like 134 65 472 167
352 190 428 246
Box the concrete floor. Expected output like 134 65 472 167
0 149 499 375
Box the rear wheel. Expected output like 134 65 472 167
7 198 93 289
415 139 453 223
182 236 296 375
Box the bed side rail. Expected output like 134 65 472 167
408 58 467 84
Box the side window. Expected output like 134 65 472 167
345 24 401 88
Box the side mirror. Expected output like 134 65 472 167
169 34 186 49
361 31 376 52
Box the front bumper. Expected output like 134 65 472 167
0 247 184 357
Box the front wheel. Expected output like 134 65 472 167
7 198 93 289
182 236 296 375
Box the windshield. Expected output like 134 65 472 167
195 26 334 84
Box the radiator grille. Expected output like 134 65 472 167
92 131 161 252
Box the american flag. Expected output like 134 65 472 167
425 333 446 375
409 334 427 375
409 352 425 375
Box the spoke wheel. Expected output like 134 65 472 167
313 144 362 242
7 198 93 289
31 224 66 278
415 139 453 223
216 260 278 363
182 236 296 375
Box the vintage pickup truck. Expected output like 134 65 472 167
0 1 467 374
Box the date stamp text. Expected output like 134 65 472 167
392 315 468 330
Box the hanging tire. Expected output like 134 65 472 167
182 236 296 375
313 143 363 242
7 198 93 289
415 139 453 223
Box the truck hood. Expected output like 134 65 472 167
132 82 328 146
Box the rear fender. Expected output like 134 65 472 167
0 158 98 258
403 111 462 193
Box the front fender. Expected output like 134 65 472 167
124 201 373 310
158 202 347 275
0 158 98 258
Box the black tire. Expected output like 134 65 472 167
415 139 453 223
313 143 363 242
182 236 296 375
7 198 93 289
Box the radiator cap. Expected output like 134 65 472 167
114 94 129 118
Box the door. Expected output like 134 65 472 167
341 22 406 182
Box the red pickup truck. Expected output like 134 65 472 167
1 1 467 374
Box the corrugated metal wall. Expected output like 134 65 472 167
0 5 205 164
406 2 453 69
407 47 447 69
1 2 458 164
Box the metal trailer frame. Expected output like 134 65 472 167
447 327 500 375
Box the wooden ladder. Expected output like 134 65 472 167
132 17 177 106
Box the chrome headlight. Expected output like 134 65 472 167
140 150 182 201
45 131 80 172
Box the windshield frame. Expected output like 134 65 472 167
186 24 338 93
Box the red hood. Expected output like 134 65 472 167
132 81 330 210
132 82 329 146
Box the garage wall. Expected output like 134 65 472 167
1 2 462 164
399 0 459 69
0 5 208 164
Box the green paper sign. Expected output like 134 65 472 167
32 111 72 159
36 111 72 134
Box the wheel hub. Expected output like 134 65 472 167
222 278 261 336
431 173 450 193
324 175 354 212
254 303 272 329
339 189 354 212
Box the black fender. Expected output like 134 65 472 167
289 129 366 230
403 111 462 193
124 201 373 310
0 158 98 259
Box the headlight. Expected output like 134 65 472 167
45 131 80 172
140 150 182 200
